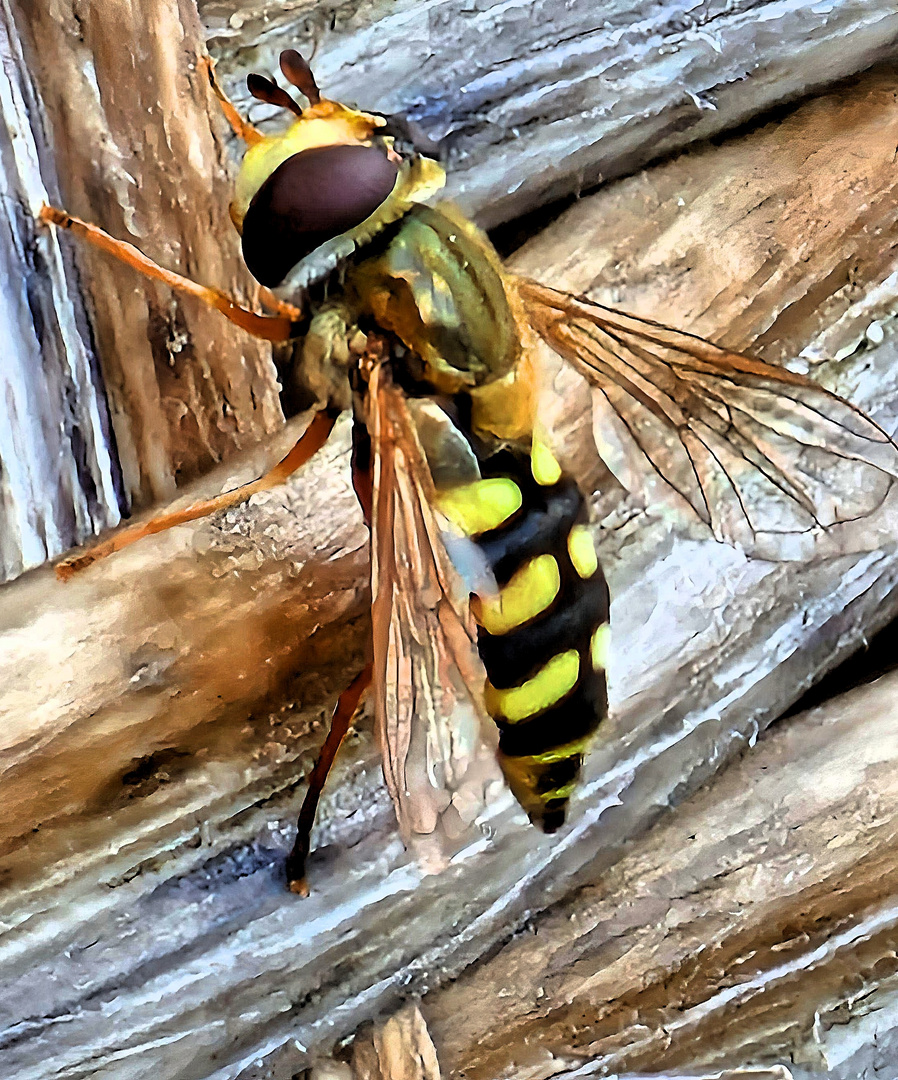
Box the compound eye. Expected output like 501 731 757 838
241 144 399 286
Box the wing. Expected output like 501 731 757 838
515 277 898 561
367 362 502 872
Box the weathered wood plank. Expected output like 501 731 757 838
0 0 122 581
6 0 896 579
1 63 898 1080
0 415 369 938
419 668 898 1078
202 0 898 227
17 0 283 511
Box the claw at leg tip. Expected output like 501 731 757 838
38 204 68 228
288 876 310 897
55 557 82 582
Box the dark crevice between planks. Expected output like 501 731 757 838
489 194 578 259
785 585 898 718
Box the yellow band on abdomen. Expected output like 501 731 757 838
531 438 562 486
590 623 610 671
485 649 580 723
476 554 560 635
436 477 522 536
567 525 598 579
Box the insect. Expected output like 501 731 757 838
40 50 898 894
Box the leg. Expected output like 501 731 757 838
286 662 374 896
200 54 264 147
286 435 375 894
257 285 305 322
56 409 339 580
39 205 301 341
350 418 373 525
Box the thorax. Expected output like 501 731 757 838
346 203 521 397
291 203 533 448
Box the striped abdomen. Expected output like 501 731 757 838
439 446 610 832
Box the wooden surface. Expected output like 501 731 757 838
1 66 898 1079
0 1 123 580
17 0 283 512
202 0 898 227
5 0 895 579
346 664 898 1079
421 668 898 1078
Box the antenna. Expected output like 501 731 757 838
246 73 304 118
279 49 321 106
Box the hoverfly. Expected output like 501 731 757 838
40 50 898 894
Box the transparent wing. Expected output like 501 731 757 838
516 277 898 561
367 363 501 872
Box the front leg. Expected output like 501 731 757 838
200 54 264 146
39 205 302 342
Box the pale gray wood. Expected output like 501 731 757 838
420 669 898 1077
0 0 123 582
1 67 898 1080
21 0 284 512
202 0 898 227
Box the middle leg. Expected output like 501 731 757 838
57 409 340 580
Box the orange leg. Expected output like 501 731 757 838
56 409 339 580
256 286 305 322
199 54 264 147
286 662 374 896
39 205 301 341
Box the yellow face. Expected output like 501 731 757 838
230 100 389 232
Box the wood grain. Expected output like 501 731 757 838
17 0 283 511
422 669 898 1078
0 2 122 580
202 0 898 227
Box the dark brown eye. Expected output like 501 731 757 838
241 144 400 286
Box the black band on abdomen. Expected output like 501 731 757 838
478 573 609 688
475 479 582 586
496 668 606 757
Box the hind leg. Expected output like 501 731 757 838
285 662 374 895
285 421 376 894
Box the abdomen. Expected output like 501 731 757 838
438 443 610 831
